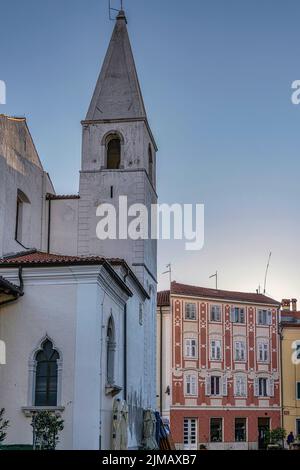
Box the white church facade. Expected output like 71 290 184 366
0 10 157 450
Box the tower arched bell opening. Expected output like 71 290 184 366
106 134 122 170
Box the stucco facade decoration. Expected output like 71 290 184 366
0 8 157 450
157 282 281 450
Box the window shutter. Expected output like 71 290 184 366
240 308 245 323
230 307 235 322
241 342 246 361
268 310 272 326
257 343 262 362
254 377 259 397
191 376 197 395
222 376 228 396
217 341 221 360
269 378 274 397
241 376 247 397
257 310 261 325
205 376 211 396
234 376 238 396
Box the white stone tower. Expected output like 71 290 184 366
78 10 157 291
78 10 157 409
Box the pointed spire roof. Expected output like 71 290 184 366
86 10 147 121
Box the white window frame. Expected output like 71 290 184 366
258 377 268 397
234 375 247 397
210 339 222 361
210 375 221 396
28 335 63 408
185 339 197 358
183 418 198 450
185 303 197 321
185 374 197 396
257 341 269 363
257 309 272 326
231 306 246 324
210 304 221 322
235 341 246 362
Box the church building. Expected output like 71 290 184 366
0 9 157 450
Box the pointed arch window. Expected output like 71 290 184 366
107 317 116 385
35 339 60 406
107 135 121 169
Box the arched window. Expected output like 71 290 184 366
148 145 153 183
107 136 121 169
107 317 116 385
35 339 59 406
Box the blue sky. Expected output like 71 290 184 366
1 0 300 301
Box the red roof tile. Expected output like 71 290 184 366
46 194 80 200
157 282 279 306
157 290 170 307
0 251 106 265
0 251 149 299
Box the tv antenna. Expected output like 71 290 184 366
263 252 272 294
209 271 218 290
109 0 124 20
162 264 172 286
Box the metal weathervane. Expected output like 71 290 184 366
109 0 124 20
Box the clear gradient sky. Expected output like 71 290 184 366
1 0 300 301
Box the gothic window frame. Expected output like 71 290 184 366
106 316 116 386
28 335 63 408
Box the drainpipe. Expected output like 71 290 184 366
278 307 284 433
47 197 52 253
160 306 163 416
124 304 127 401
123 268 129 402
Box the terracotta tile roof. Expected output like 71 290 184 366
0 251 149 300
281 311 300 325
0 250 107 265
46 194 80 200
157 282 280 307
157 290 171 307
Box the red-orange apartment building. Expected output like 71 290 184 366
157 282 281 450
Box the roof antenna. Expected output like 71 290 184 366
109 0 124 20
162 264 172 286
209 271 218 290
263 252 272 294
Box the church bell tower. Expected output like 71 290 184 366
78 10 157 288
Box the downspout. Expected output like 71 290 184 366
278 307 284 432
123 268 129 402
124 304 127 401
160 306 163 416
47 197 52 254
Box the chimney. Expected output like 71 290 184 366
292 299 298 312
282 299 291 312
